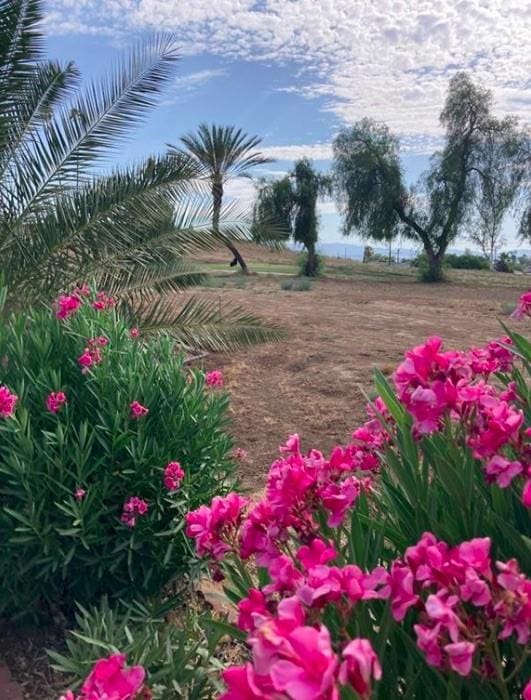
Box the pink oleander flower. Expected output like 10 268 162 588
522 479 531 508
237 588 269 633
339 638 382 699
524 680 531 700
444 641 475 677
56 293 81 320
92 290 116 311
130 327 140 339
74 488 86 502
0 385 17 418
121 497 149 528
186 493 248 560
78 345 103 373
511 291 531 320
89 335 109 347
164 461 184 491
130 401 149 419
485 455 523 488
73 653 146 700
205 369 224 388
46 391 67 414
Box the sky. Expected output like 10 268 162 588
43 0 531 250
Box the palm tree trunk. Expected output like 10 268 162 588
212 181 250 274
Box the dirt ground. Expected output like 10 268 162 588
196 271 526 492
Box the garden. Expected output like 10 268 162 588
1 281 530 698
0 1 530 698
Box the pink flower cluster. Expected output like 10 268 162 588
163 461 184 491
393 335 531 506
56 293 82 320
186 431 384 570
511 291 531 320
186 493 248 560
78 338 108 373
92 291 116 311
121 497 149 528
205 370 224 388
130 401 149 419
385 533 531 677
220 595 381 700
0 385 17 418
59 653 147 700
46 391 67 413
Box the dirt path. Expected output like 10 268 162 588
194 274 525 491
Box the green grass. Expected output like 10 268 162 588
197 259 528 289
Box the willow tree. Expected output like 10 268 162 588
170 124 271 274
333 73 528 281
0 0 281 350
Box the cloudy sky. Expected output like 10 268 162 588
44 0 531 248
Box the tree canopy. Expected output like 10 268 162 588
333 73 529 281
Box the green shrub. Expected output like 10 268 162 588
297 251 323 277
0 291 234 617
48 597 222 699
445 251 489 270
280 278 312 292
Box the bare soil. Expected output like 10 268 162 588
194 270 526 492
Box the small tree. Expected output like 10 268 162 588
170 124 272 274
253 160 330 276
333 73 527 281
467 117 525 266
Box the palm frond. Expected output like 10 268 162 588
129 296 285 351
100 259 207 298
3 34 180 220
0 0 43 128
171 122 272 181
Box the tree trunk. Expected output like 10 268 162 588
212 181 250 275
425 249 445 282
305 244 318 276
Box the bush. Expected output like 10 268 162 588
494 252 516 273
297 251 323 277
280 278 313 292
49 598 221 700
186 295 531 699
0 289 235 617
444 251 490 270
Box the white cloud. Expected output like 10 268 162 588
45 0 531 152
160 68 227 105
260 144 333 161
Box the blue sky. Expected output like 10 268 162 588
43 1 530 249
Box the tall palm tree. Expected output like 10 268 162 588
0 0 282 350
170 124 272 274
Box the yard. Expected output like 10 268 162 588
191 253 528 491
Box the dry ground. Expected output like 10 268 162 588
191 264 527 492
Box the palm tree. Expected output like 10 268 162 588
170 124 272 274
0 0 282 350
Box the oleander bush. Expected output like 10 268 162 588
184 291 531 699
0 287 235 617
50 598 222 700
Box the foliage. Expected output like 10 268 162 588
170 124 272 274
297 250 323 277
494 252 517 274
332 73 529 282
49 597 221 699
280 277 313 292
412 251 490 271
253 160 331 276
0 291 235 617
186 297 531 699
0 1 280 351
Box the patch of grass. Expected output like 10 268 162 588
280 278 313 292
